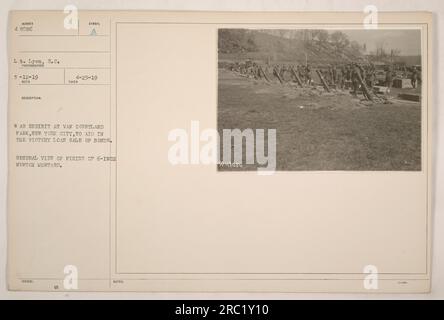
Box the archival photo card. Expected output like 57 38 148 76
7 10 432 293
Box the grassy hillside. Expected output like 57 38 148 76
218 29 366 65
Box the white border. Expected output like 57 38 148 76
0 0 442 300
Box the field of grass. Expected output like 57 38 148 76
218 70 421 171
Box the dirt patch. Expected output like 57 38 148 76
218 69 421 171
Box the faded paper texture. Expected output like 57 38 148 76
7 10 432 292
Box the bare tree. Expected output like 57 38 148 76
329 31 350 54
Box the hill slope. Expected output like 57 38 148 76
218 29 365 65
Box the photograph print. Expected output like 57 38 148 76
217 28 423 171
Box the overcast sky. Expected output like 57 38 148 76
341 29 421 56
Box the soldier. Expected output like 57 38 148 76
337 66 344 90
251 63 257 79
298 65 305 83
248 64 254 78
342 65 348 89
385 67 394 93
281 64 289 81
358 64 366 81
332 65 337 86
411 66 418 88
351 63 361 96
326 65 332 85
365 67 375 90
276 64 282 76
240 62 246 74
305 64 312 85
256 63 262 80
346 64 352 82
